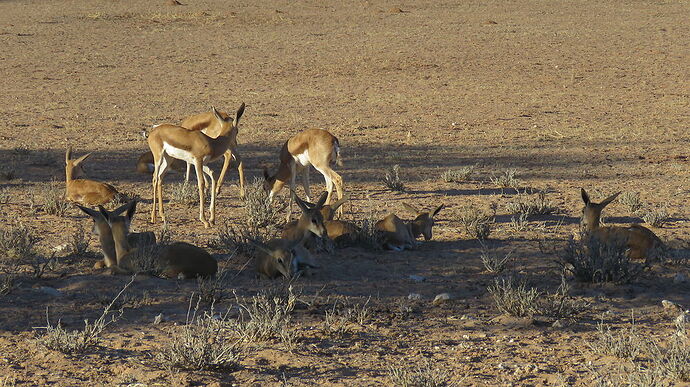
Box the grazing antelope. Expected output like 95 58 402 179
254 192 327 279
580 188 664 260
136 108 245 197
375 202 445 251
263 128 344 220
281 193 358 247
148 103 245 228
77 202 155 269
93 201 217 278
65 147 119 206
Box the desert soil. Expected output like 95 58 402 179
0 0 689 385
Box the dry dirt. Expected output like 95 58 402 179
1 0 689 385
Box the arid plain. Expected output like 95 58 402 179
0 0 689 385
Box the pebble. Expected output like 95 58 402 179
407 293 423 300
432 293 453 305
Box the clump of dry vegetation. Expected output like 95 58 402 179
382 164 406 192
123 227 171 275
506 190 557 217
69 224 90 256
196 259 231 305
0 223 56 279
233 285 298 348
561 237 646 284
37 277 133 354
388 360 452 387
323 297 371 337
30 182 70 216
619 191 643 214
459 206 494 240
155 300 242 372
440 166 474 183
216 178 283 255
490 168 521 189
488 277 586 319
169 182 200 205
641 206 670 228
353 201 384 250
480 245 512 274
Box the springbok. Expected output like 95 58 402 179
147 103 245 228
92 201 217 277
65 147 119 206
136 108 245 197
263 128 344 220
375 202 445 251
77 202 155 269
253 192 327 279
580 188 663 260
281 193 357 247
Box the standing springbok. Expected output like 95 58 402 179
136 108 245 197
375 202 445 251
253 192 327 279
65 147 119 206
147 103 245 228
263 128 344 220
580 188 663 260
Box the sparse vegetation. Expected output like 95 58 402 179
441 166 474 182
506 190 557 217
30 182 70 216
458 206 493 240
619 191 643 214
480 246 511 274
323 297 371 337
169 182 199 205
233 285 298 348
488 276 585 319
642 206 670 228
0 223 56 278
561 236 646 284
123 227 171 275
383 164 406 192
388 360 452 387
37 277 133 354
197 258 231 305
0 187 10 205
510 213 529 231
490 168 521 189
155 300 242 372
70 224 90 256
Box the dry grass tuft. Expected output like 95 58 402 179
490 168 521 189
619 191 643 214
382 164 406 192
440 166 474 182
641 207 670 228
388 360 452 387
480 245 512 274
459 206 494 240
69 224 90 256
30 182 70 216
506 190 557 217
37 277 133 353
233 285 298 349
561 237 646 284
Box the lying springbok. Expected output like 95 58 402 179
93 201 217 277
375 202 445 251
148 103 245 227
263 128 344 220
580 188 663 260
136 107 245 197
253 192 327 279
281 193 357 247
77 202 155 269
65 147 119 206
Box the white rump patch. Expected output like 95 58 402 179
293 150 311 167
163 142 196 164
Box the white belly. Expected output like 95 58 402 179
293 150 311 167
163 142 198 164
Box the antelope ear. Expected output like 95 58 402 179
65 147 73 163
294 193 310 213
315 191 328 209
432 204 445 217
580 188 590 205
234 102 245 125
402 202 420 214
76 204 99 219
600 191 621 208
111 201 132 217
211 106 224 122
126 200 137 222
74 152 92 166
97 205 111 223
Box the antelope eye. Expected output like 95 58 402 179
311 218 317 224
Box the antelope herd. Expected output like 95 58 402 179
64 104 665 280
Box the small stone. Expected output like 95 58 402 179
409 275 426 283
38 287 62 297
662 300 683 311
432 293 453 306
673 273 687 284
408 293 423 300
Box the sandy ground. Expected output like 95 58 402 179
0 0 689 385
